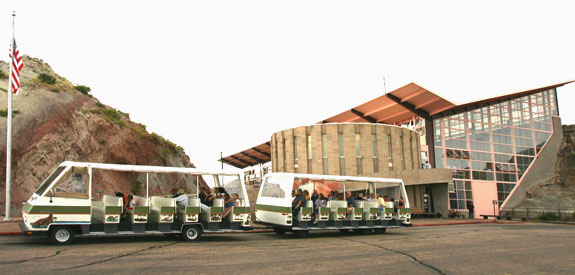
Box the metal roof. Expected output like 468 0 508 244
60 161 240 176
220 142 271 169
221 80 573 169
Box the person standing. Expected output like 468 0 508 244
292 189 305 217
467 203 475 219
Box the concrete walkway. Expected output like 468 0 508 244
0 217 522 236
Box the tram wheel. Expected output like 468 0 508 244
374 228 387 234
339 229 351 234
273 227 286 235
354 228 372 235
181 225 202 241
49 226 75 245
294 230 309 238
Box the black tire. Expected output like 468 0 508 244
354 228 372 235
49 226 75 245
339 229 351 234
373 228 387 234
181 225 202 241
294 230 309 238
273 227 286 235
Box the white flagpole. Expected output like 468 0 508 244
4 11 16 221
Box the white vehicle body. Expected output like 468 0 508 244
20 161 251 244
255 173 411 234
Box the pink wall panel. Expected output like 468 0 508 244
471 181 499 219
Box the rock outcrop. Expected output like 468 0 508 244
517 124 575 210
0 56 205 215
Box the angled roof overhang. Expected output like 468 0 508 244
221 142 271 169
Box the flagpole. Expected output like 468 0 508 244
4 11 16 221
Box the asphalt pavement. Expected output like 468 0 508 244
0 222 574 274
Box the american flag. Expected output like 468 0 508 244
10 39 24 95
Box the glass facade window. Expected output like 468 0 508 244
355 133 362 174
387 134 393 171
294 137 298 173
307 135 312 173
435 89 558 209
497 183 516 205
322 134 328 174
372 134 378 173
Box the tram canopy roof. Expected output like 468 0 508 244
222 80 574 168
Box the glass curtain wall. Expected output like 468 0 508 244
434 89 557 209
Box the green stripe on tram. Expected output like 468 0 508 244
23 204 91 214
384 208 394 214
255 204 291 213
302 207 313 214
399 208 411 213
160 206 176 214
354 208 363 214
232 207 251 214
186 206 200 214
210 207 224 214
134 206 149 214
337 207 347 214
369 208 379 214
319 208 330 214
106 206 122 214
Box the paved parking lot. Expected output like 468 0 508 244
0 222 573 274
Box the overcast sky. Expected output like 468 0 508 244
1 1 574 171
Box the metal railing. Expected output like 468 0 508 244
502 208 575 219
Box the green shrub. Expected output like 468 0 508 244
98 139 106 145
0 87 6 92
151 132 185 154
37 73 56 84
537 212 559 221
0 70 7 79
95 102 105 108
50 89 59 93
0 109 7 117
162 147 170 158
89 109 100 114
132 179 143 195
103 108 125 127
74 85 91 95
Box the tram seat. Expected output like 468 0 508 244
200 198 224 223
349 201 363 221
227 199 250 223
361 201 379 220
126 195 150 223
92 195 122 224
150 196 176 223
327 200 347 221
383 201 394 220
178 198 201 223
297 200 313 221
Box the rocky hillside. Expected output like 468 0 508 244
518 124 575 210
0 56 205 215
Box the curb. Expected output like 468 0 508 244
0 232 23 236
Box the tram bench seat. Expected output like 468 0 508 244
327 200 347 221
150 196 176 223
200 198 224 223
297 200 313 222
92 195 122 224
127 195 150 223
359 201 379 220
178 198 201 223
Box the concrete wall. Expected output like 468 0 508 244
430 183 449 217
272 123 422 177
502 116 563 211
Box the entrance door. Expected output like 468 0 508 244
423 186 433 213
